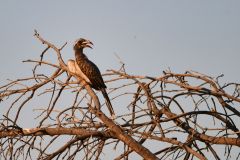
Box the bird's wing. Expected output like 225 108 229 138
74 61 91 84
76 59 106 90
67 59 91 84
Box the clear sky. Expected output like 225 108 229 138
0 0 240 159
1 1 240 82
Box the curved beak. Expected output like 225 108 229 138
83 40 94 49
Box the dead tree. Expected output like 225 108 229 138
0 31 239 160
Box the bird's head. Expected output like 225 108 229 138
73 38 93 50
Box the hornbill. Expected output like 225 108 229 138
68 38 115 116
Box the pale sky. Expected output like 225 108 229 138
0 1 240 159
1 1 240 82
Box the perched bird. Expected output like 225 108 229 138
71 38 115 116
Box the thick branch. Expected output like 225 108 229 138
0 127 113 139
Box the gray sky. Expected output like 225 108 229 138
0 0 240 159
1 1 240 82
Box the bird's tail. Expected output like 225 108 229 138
101 89 115 116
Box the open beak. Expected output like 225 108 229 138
83 40 94 49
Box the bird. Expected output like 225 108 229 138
70 38 115 116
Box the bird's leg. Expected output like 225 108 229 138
89 97 94 120
110 114 116 120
